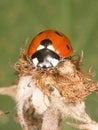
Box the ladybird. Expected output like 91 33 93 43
27 30 73 69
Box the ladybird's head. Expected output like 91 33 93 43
27 30 73 70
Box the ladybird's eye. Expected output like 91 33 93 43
55 31 63 37
41 39 52 48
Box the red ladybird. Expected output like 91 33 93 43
27 30 73 69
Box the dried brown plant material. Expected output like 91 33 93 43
15 50 97 103
0 50 98 130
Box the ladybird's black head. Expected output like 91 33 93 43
30 38 61 70
31 48 60 70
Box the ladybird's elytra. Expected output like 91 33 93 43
27 30 73 58
27 30 73 69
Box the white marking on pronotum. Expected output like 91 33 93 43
47 45 55 51
37 45 45 50
47 56 59 67
51 59 59 67
32 58 39 66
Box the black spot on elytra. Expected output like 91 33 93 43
55 31 63 37
66 44 70 50
41 39 52 47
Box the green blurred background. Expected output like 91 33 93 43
0 0 98 130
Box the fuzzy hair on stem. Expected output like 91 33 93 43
0 50 98 130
